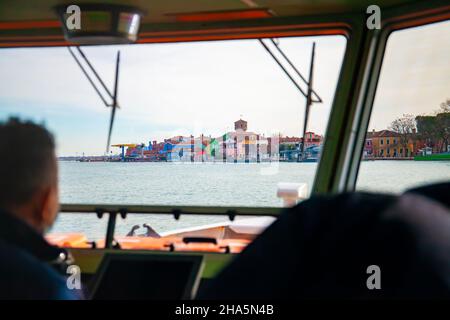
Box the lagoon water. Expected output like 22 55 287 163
52 160 450 239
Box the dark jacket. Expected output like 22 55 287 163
0 210 79 300
199 183 450 299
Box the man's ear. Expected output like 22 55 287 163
40 184 60 232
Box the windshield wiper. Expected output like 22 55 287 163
259 38 321 161
68 46 121 153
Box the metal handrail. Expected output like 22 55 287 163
60 204 281 216
59 204 282 249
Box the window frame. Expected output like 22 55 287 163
328 1 450 194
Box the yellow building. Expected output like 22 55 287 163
366 130 414 158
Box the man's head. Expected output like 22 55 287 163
0 118 59 233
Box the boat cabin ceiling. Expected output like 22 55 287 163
0 0 418 23
0 0 448 46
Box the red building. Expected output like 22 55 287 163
302 132 323 148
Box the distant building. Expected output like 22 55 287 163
125 140 167 160
280 136 302 145
217 118 269 162
122 119 324 162
165 119 269 162
302 132 323 149
365 129 415 158
271 132 323 161
234 119 248 132
167 135 212 162
364 135 373 157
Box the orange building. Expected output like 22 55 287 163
365 130 415 158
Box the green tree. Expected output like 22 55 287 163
435 100 450 152
416 115 436 148
416 99 450 152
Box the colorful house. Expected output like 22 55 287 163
365 130 415 158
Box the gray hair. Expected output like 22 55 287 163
0 117 57 208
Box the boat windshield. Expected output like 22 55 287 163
0 35 348 240
356 20 450 193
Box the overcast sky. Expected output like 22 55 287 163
369 19 450 131
0 20 448 156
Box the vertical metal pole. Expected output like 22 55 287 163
299 42 315 162
105 212 117 249
106 51 120 154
